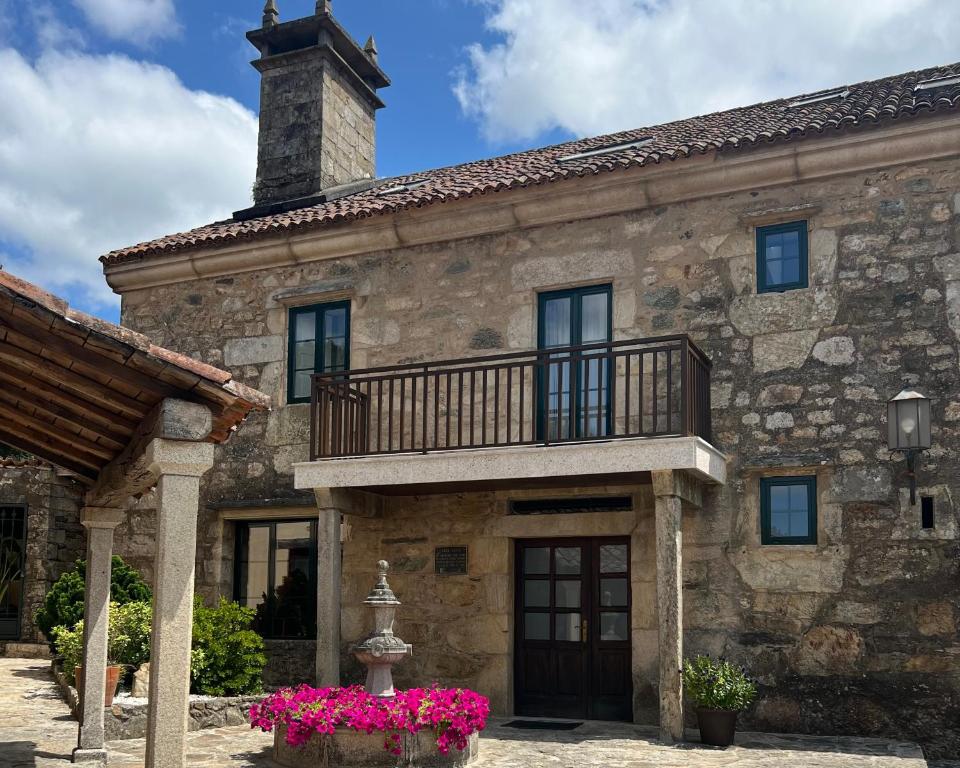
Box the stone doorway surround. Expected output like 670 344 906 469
295 437 725 744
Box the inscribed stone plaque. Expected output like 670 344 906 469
435 546 468 575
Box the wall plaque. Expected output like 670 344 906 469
435 546 468 575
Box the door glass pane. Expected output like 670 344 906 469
241 526 270 610
555 547 581 575
524 580 550 607
555 613 581 642
325 338 347 372
325 307 347 338
600 578 628 607
542 297 572 348
273 522 313 637
547 358 572 441
523 547 550 575
293 371 312 401
580 292 609 344
295 340 315 370
600 612 628 641
295 311 316 342
555 580 581 608
524 612 550 641
600 544 628 573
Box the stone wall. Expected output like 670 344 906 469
119 156 960 757
0 463 84 648
255 52 376 205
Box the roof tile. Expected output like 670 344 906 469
102 61 960 266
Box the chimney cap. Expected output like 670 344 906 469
316 0 333 14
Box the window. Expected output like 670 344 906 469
914 75 960 92
921 496 935 529
788 89 849 108
287 301 350 404
761 477 817 545
234 520 317 638
756 221 808 293
537 285 612 441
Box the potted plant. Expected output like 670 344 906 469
682 655 757 747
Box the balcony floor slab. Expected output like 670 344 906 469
294 436 725 496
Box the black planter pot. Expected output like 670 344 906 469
696 707 739 747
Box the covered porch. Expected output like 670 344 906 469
0 270 269 767
293 335 726 743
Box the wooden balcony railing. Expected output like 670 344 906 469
309 334 712 460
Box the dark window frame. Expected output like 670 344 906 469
756 220 809 293
287 300 351 405
233 518 318 639
536 284 613 440
760 476 818 545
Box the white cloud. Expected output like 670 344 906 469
455 0 960 143
72 0 179 46
0 48 257 308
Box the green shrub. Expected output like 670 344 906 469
36 557 151 641
51 624 84 683
109 601 153 669
191 597 266 696
682 655 757 712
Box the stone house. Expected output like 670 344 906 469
6 1 960 759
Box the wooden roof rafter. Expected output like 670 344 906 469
0 269 270 484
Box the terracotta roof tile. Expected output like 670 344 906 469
102 61 960 266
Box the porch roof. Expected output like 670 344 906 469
0 269 270 483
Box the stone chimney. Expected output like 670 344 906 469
242 0 390 213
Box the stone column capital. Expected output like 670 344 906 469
81 507 125 529
145 438 215 478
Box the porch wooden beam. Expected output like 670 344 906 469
0 425 99 480
0 367 139 434
0 387 126 452
0 316 177 399
86 399 213 508
0 338 150 419
0 400 116 461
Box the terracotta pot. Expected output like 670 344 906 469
696 707 738 747
74 665 123 708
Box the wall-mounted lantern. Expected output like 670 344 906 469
887 388 931 505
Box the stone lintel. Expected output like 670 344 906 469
80 507 125 529
85 399 213 507
295 437 726 493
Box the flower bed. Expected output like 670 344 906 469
251 685 488 766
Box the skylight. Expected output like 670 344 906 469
556 138 653 163
377 179 429 196
914 74 960 92
788 89 849 108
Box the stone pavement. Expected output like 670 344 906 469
0 658 938 768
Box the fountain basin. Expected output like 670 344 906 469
273 725 479 768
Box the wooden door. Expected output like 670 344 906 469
514 537 632 721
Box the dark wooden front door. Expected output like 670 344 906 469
514 538 632 721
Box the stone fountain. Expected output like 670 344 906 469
351 560 412 697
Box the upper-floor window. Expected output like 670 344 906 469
756 221 808 293
234 519 317 639
287 301 350 404
760 476 817 545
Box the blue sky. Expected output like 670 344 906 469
0 0 958 324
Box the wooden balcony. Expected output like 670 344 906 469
309 335 712 462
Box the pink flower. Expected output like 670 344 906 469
250 684 489 756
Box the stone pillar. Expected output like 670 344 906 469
314 489 344 687
74 507 124 765
144 439 214 768
652 470 684 744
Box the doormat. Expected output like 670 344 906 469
502 720 583 730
